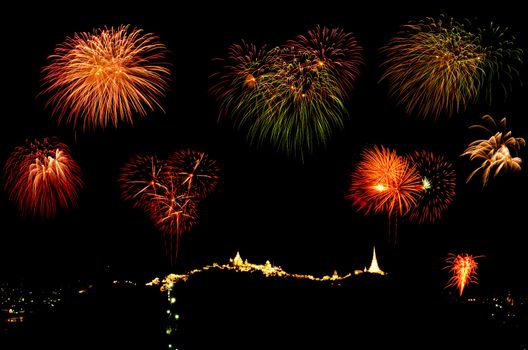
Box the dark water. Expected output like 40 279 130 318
1 273 526 349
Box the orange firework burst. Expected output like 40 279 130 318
348 145 422 217
445 253 480 296
462 115 525 186
406 150 456 224
41 25 170 130
166 149 220 199
3 138 83 218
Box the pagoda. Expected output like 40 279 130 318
365 246 386 275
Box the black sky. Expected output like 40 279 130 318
1 1 527 292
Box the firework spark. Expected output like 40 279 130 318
41 25 170 130
3 138 83 218
462 115 525 186
167 149 220 199
406 150 456 223
211 26 363 159
445 253 480 296
380 17 522 119
348 145 422 217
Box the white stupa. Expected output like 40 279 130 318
365 246 386 275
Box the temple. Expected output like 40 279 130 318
365 246 386 275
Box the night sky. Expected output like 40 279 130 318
1 1 527 295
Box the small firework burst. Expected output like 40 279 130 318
407 150 456 223
118 154 168 209
166 149 220 199
3 138 83 218
41 25 171 130
445 253 480 296
462 115 525 186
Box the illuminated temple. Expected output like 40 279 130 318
364 246 385 275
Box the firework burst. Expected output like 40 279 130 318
406 150 456 223
147 176 198 266
209 41 274 121
249 46 348 158
348 145 422 217
118 150 219 267
3 138 83 218
118 154 167 209
211 26 363 159
286 25 363 93
148 180 198 237
380 17 522 119
167 149 220 199
462 115 525 186
41 25 171 130
445 253 480 296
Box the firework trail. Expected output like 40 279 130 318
3 138 83 218
41 25 170 130
380 17 522 119
445 253 480 296
406 150 456 223
462 115 525 186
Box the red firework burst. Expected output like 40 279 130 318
118 150 219 267
348 145 422 217
118 154 167 210
147 178 198 268
445 253 480 296
286 25 363 93
166 149 220 199
147 181 198 237
406 150 456 223
41 25 170 130
3 138 83 218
